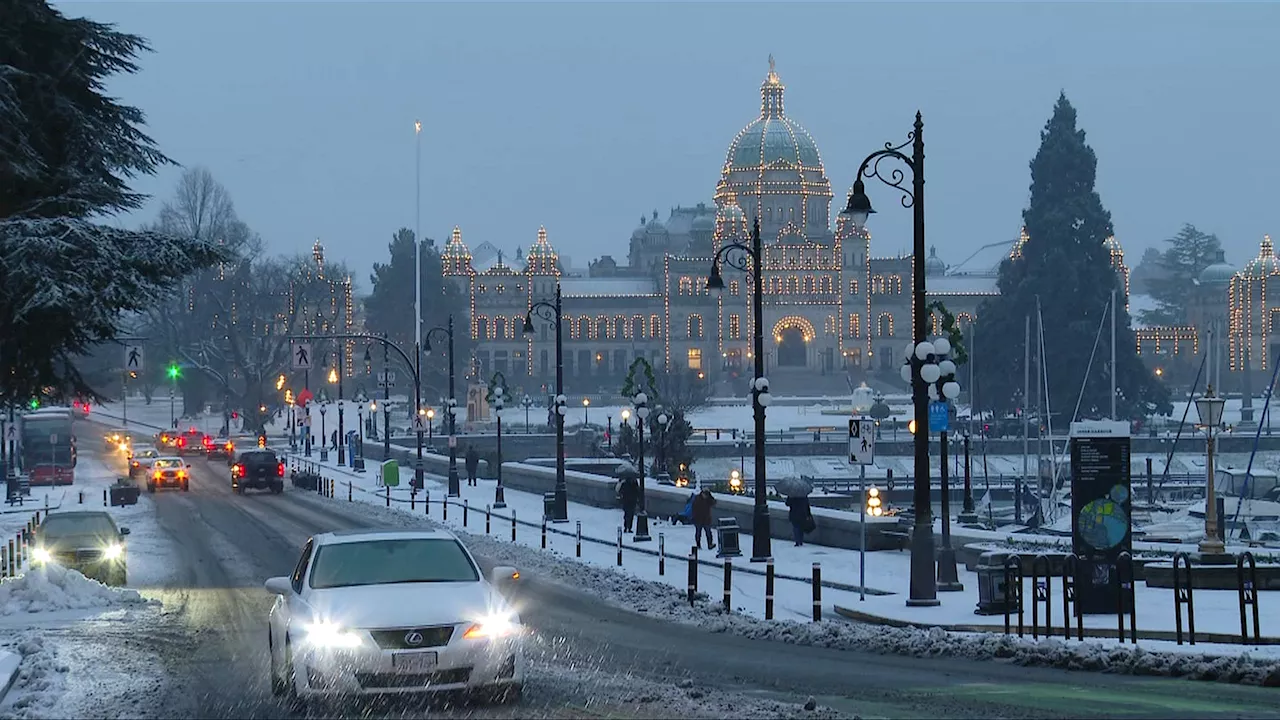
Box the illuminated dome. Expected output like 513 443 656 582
525 226 559 275
441 226 472 275
1198 249 1235 288
715 56 832 244
1243 235 1280 280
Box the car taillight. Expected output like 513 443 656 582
177 470 186 479
176 438 185 447
203 437 212 447
277 462 285 477
226 442 234 451
153 471 162 480
232 464 242 477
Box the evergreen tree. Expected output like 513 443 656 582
364 229 472 397
1141 224 1223 326
0 1 224 402
975 94 1171 421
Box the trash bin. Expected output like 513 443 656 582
715 517 743 558
109 480 140 507
974 551 1013 615
543 492 556 521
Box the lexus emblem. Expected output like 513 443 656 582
404 630 424 646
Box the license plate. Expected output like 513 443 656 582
392 652 437 672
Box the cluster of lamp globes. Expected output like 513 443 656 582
752 377 774 407
899 337 962 401
631 392 651 421
491 385 505 411
553 394 568 416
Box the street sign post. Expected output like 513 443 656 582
411 413 427 433
929 401 950 433
124 345 145 372
291 343 313 370
848 418 875 465
377 370 397 389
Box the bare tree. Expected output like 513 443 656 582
654 368 712 416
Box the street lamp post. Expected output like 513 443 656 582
523 282 568 522
318 400 329 462
631 391 652 542
426 409 435 446
655 409 670 474
706 217 774 562
607 415 613 454
843 112 939 606
424 316 458 497
1195 385 1231 564
583 398 590 426
522 395 533 433
488 372 508 509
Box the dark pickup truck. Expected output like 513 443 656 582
230 450 285 495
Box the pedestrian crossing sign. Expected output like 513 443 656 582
848 417 875 465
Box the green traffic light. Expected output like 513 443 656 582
29 399 39 409
167 364 180 380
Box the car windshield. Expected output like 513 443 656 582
153 459 182 469
241 451 277 465
309 538 479 589
137 450 159 458
42 514 117 537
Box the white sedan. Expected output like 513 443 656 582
266 528 524 706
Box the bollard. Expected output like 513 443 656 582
812 562 822 622
79 490 83 504
486 505 492 534
511 510 516 542
16 532 23 568
424 489 430 516
1238 552 1261 644
658 533 665 576
443 496 448 521
1030 554 1052 640
0 547 5 578
1172 552 1196 645
385 485 390 508
103 489 108 506
1062 554 1083 640
1116 552 1137 644
541 519 547 549
576 521 582 558
411 492 416 511
722 559 733 613
765 559 775 620
616 527 623 566
464 500 470 528
348 482 352 502
7 539 14 576
687 552 696 606
1004 555 1025 637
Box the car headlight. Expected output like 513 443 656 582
301 621 363 649
463 611 520 640
33 547 53 565
118 443 129 452
102 543 124 560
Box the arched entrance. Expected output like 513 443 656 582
772 316 816 368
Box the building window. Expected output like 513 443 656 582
679 277 693 295
877 313 894 337
632 315 645 339
687 314 704 340
650 314 662 338
495 316 508 339
580 315 593 339
615 314 628 339
849 280 858 295
729 280 740 296
475 316 489 339
849 313 861 338
540 349 548 374
687 348 703 371
889 275 903 294
596 316 609 339
729 314 741 340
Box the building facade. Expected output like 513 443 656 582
445 60 1004 392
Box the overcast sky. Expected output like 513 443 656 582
64 1 1280 291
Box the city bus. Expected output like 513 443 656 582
20 407 77 485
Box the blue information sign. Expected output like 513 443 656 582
928 401 950 432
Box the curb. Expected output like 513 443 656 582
0 650 20 704
833 604 1280 647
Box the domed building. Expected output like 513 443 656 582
450 58 997 392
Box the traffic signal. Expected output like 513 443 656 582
231 411 239 420
28 398 39 409
167 364 180 380
866 487 883 517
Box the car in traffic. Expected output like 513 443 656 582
175 428 210 457
128 445 162 479
103 428 132 453
207 436 236 461
147 457 191 492
32 510 130 586
231 449 285 494
265 529 523 707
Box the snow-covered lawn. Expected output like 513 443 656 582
287 453 1280 686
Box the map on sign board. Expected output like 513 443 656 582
848 418 875 465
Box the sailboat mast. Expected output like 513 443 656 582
1111 289 1117 420
1020 314 1030 524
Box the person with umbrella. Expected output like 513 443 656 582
614 462 641 533
777 476 816 547
465 446 480 487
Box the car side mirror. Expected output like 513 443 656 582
264 576 293 596
119 527 131 536
490 565 519 590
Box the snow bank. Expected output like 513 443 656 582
0 634 66 718
0 566 150 615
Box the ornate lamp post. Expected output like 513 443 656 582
655 408 670 474
1195 386 1230 563
843 111 938 606
318 396 329 462
488 372 508 509
522 394 533 433
583 398 590 426
706 217 774 562
424 316 458 496
523 283 568 521
426 408 435 446
631 390 653 542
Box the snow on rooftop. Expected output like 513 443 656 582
561 277 659 297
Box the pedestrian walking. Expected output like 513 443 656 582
692 487 716 550
464 446 480 486
617 475 640 532
785 495 815 547
330 429 338 451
